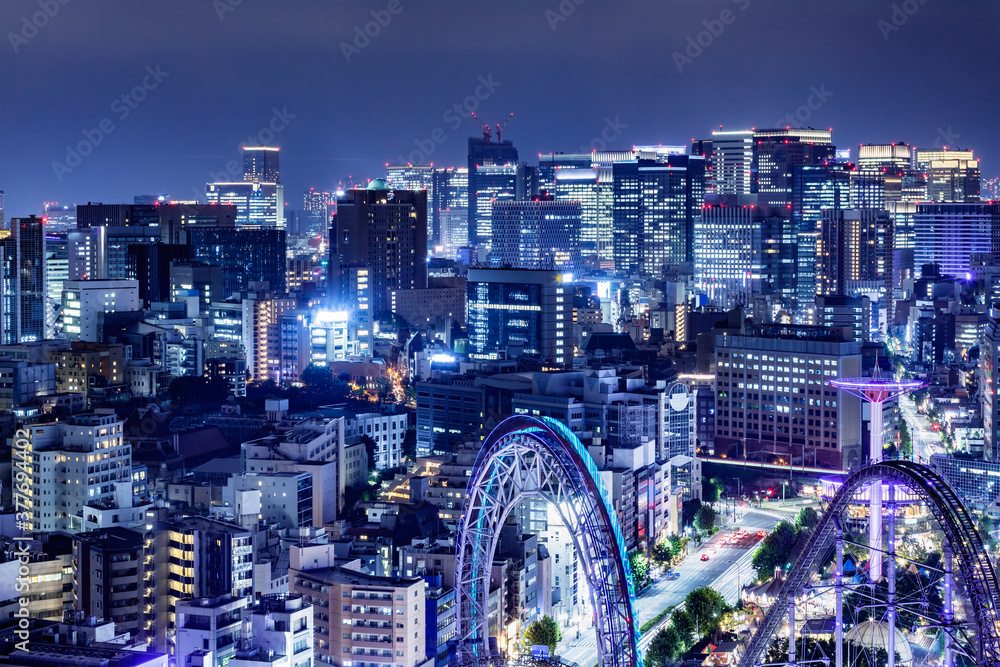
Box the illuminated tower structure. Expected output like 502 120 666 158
829 374 924 580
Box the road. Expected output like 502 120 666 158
558 509 781 667
900 395 942 460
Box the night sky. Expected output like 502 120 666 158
1 0 998 217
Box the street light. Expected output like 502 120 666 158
732 478 743 521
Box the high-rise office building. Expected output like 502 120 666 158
611 154 706 274
752 128 836 207
914 202 998 277
0 216 46 343
857 143 912 170
188 227 287 298
695 196 796 310
76 203 159 229
467 267 574 367
713 324 862 470
490 195 582 269
539 153 605 262
330 182 428 314
817 209 894 301
387 164 434 247
791 162 853 311
468 138 532 253
431 166 468 253
243 145 280 183
44 231 68 338
697 129 754 195
913 148 981 202
207 147 284 228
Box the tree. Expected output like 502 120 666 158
524 615 561 654
751 520 799 580
667 534 684 560
695 504 717 532
629 551 651 590
301 363 334 387
684 586 728 636
646 626 681 667
898 418 913 457
795 506 819 531
669 608 694 643
682 498 702 527
651 540 671 567
701 476 720 504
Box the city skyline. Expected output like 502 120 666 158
2 0 1000 216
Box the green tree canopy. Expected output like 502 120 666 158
751 520 799 580
524 615 561 654
629 551 651 589
795 506 819 531
695 504 717 532
684 586 729 636
646 626 683 666
701 476 720 503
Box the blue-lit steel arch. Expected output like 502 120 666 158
455 416 640 667
739 459 1000 667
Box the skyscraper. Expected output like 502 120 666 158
791 162 853 311
539 153 604 263
490 194 582 269
387 163 434 246
0 215 46 344
697 129 754 195
331 181 428 314
611 154 705 274
817 209 894 302
468 137 531 254
207 147 284 228
467 267 574 367
914 148 981 202
432 166 469 255
752 128 836 207
188 227 287 297
914 202 997 277
243 145 280 183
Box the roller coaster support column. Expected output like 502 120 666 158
887 483 896 667
835 521 844 667
943 543 953 667
788 597 796 666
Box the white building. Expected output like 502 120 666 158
21 412 145 533
62 279 140 342
345 409 408 470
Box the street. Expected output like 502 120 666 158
558 509 782 667
900 395 942 461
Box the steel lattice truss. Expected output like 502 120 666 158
738 460 1000 667
455 416 641 667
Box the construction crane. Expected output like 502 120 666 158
470 112 492 144
495 113 514 144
